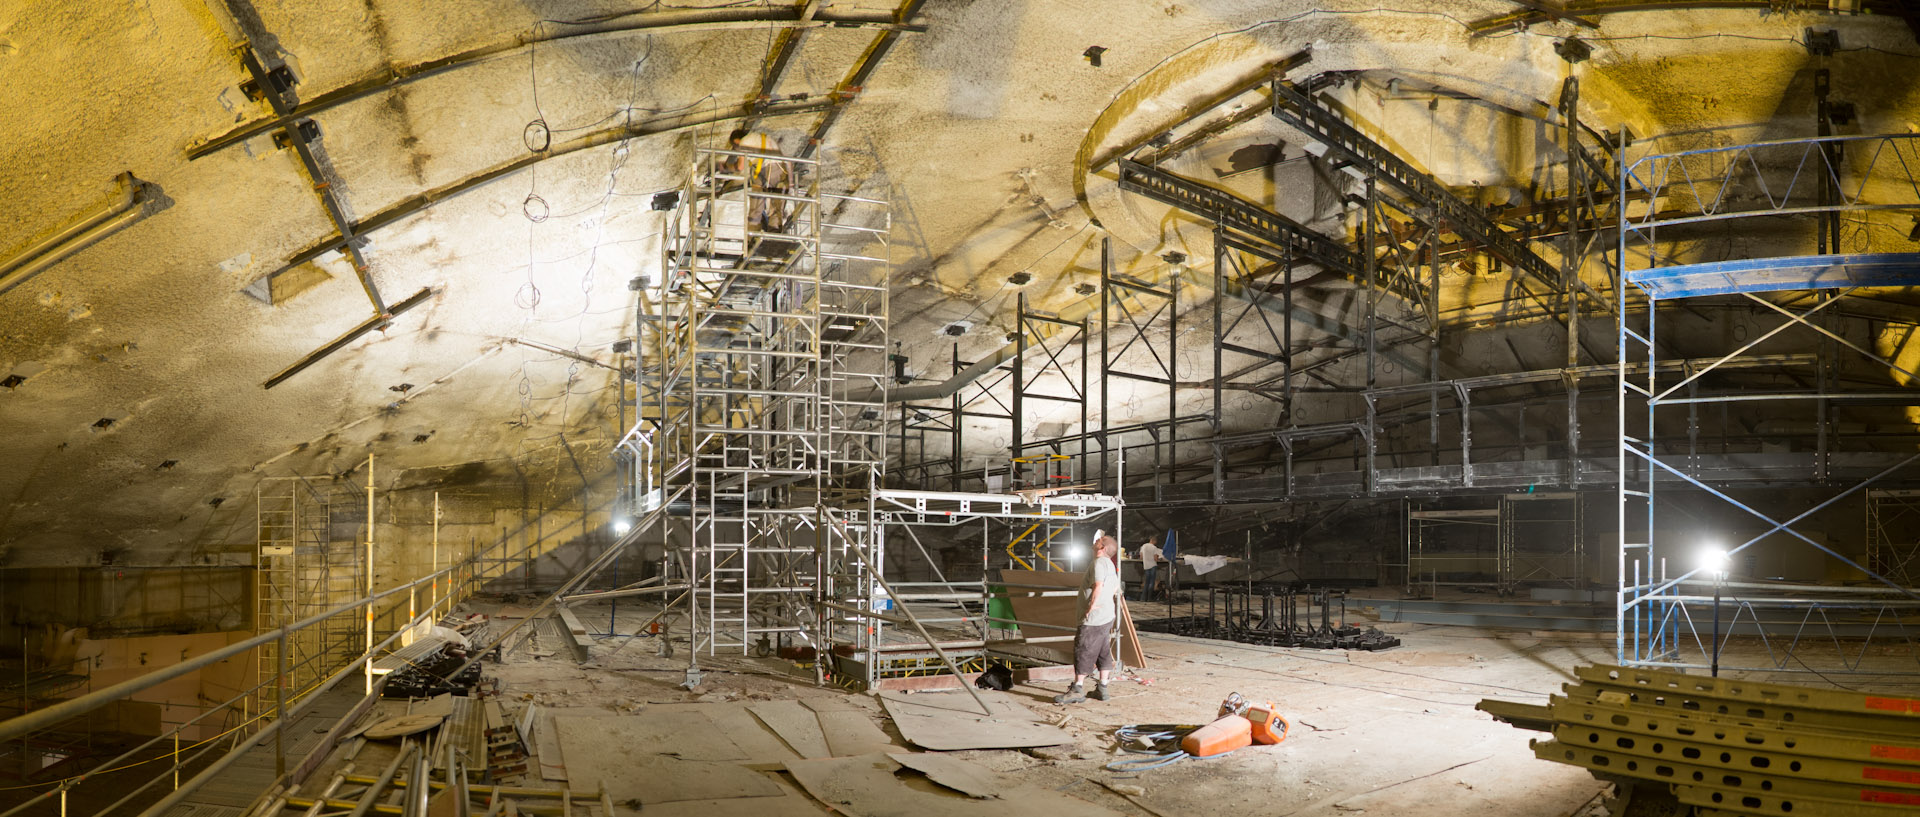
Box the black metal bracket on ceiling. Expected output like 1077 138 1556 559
234 44 389 318
1268 78 1608 307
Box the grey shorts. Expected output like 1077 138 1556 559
1073 620 1115 676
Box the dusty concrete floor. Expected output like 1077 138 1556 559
452 599 1619 817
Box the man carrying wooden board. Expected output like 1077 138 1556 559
1054 530 1122 704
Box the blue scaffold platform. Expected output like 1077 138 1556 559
1626 252 1920 300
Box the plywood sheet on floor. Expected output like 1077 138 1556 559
748 700 832 759
803 699 898 756
532 708 567 781
554 711 749 796
878 691 1071 751
624 758 783 804
650 702 799 764
999 569 1146 667
891 752 1001 798
785 754 1122 817
631 793 835 817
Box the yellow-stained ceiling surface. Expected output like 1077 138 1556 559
2 1 1919 566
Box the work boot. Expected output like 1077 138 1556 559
1053 683 1086 704
1091 682 1111 701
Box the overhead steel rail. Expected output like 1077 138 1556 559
187 5 928 159
1089 48 1315 174
798 0 928 159
1269 79 1609 311
1467 0 1920 40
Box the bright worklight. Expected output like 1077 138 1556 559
1062 545 1086 561
614 519 633 535
1698 546 1730 577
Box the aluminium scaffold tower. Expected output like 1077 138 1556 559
638 144 892 682
255 477 359 708
1615 131 1920 675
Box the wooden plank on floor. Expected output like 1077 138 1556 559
532 707 567 781
878 692 1071 751
553 716 780 805
553 607 592 662
633 793 834 817
747 700 831 759
784 754 1123 817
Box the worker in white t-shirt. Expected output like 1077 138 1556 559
1055 532 1121 704
1139 539 1163 601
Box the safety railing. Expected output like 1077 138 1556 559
0 495 612 817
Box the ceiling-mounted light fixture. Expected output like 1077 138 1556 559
1 173 154 298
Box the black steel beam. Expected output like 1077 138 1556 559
1117 159 1364 279
262 287 434 389
747 0 823 124
797 0 926 158
272 98 830 276
1269 80 1572 298
234 45 387 316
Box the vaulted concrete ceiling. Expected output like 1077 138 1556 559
1 1 1916 566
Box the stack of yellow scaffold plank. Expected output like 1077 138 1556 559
1480 664 1920 815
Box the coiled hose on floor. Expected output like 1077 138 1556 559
1103 723 1213 771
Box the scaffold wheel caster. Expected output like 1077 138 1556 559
753 637 774 658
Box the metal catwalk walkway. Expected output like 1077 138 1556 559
164 686 367 816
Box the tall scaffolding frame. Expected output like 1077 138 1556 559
641 144 891 680
1615 131 1920 675
1867 489 1920 587
255 478 358 707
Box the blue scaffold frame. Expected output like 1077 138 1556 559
1615 131 1920 677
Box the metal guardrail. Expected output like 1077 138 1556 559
0 498 618 816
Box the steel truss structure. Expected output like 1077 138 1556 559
1615 131 1920 675
1012 292 1092 488
1096 71 1622 514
